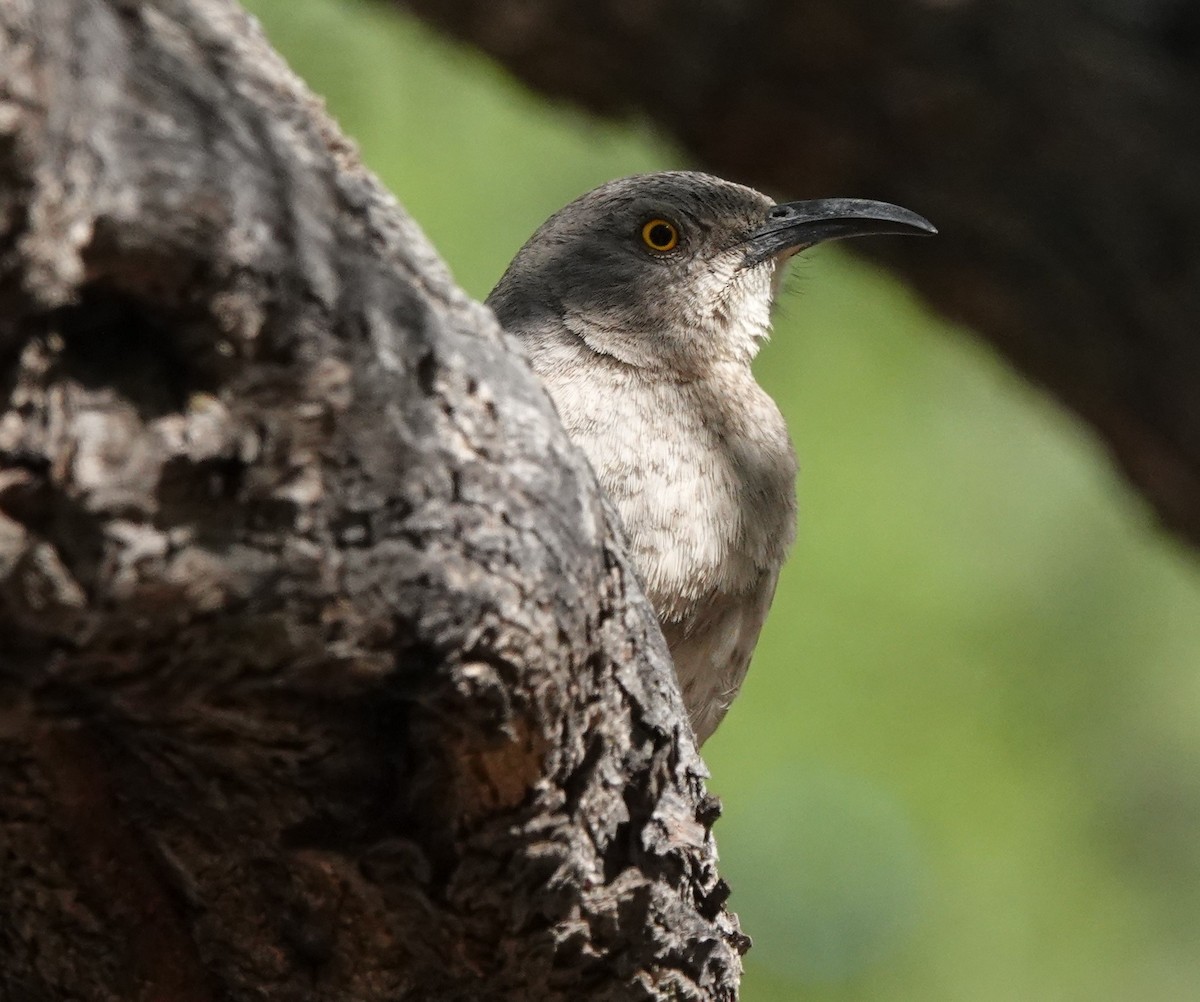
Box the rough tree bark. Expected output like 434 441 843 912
398 0 1200 549
0 1 744 999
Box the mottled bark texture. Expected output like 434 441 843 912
0 2 744 999
399 0 1200 548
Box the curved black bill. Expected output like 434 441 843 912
744 198 936 266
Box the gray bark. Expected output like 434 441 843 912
0 1 743 999
398 0 1200 549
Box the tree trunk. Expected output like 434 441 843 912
0 1 742 999
398 0 1200 549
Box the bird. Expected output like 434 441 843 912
487 171 934 744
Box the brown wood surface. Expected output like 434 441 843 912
0 1 742 998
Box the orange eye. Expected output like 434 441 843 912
641 218 680 252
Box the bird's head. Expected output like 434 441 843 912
487 171 934 376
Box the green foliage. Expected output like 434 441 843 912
246 2 1200 997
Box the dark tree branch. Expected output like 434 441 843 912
0 1 743 998
398 0 1200 548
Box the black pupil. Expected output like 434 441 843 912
649 223 673 247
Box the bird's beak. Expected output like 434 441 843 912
743 198 936 266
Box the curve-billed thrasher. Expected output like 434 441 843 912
488 171 934 743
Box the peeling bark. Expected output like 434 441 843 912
398 0 1200 548
0 1 743 999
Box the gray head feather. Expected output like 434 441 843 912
488 171 780 374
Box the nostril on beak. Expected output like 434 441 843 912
768 205 792 219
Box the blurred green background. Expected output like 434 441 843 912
245 2 1200 997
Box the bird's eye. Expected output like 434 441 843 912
641 219 680 252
